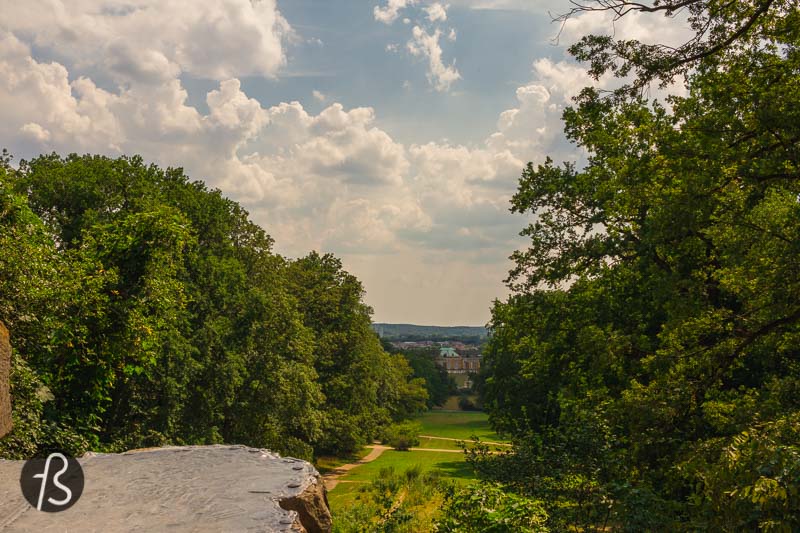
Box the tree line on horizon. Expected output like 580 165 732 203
0 151 429 460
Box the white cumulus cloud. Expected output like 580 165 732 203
374 0 415 25
0 0 291 82
407 26 461 92
424 3 449 22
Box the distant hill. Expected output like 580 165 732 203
372 323 488 341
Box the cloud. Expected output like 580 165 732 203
484 58 598 162
446 0 553 10
557 6 692 48
407 26 461 92
374 0 415 25
424 3 449 22
0 22 589 262
0 32 128 154
0 0 291 82
0 0 700 325
19 123 51 143
375 1 461 93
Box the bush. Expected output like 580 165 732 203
458 395 479 411
435 483 549 532
383 421 421 451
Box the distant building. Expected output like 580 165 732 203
439 347 458 358
435 346 481 377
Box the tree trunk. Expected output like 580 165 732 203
0 322 11 438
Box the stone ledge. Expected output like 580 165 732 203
0 444 332 532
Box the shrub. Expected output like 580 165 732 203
435 483 549 532
383 421 421 451
458 395 478 411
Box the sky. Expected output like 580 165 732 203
0 0 690 325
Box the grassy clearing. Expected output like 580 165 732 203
337 450 473 482
416 410 509 442
327 481 371 509
328 411 507 516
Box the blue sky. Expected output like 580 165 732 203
0 0 687 324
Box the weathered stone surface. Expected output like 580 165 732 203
279 475 332 533
0 445 332 532
0 321 11 438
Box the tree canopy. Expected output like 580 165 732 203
474 0 800 529
0 152 426 460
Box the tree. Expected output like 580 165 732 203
383 342 454 408
287 252 427 454
1 154 318 458
479 0 800 528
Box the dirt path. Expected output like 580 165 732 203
322 445 389 490
419 435 512 447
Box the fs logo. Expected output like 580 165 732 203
20 453 84 512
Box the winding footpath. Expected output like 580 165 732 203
322 445 389 490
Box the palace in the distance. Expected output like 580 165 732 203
434 346 481 374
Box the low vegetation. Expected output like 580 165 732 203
332 466 444 533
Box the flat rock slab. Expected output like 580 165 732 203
0 445 331 532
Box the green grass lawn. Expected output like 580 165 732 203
338 449 473 482
328 411 509 512
327 481 369 508
415 411 509 442
416 436 463 450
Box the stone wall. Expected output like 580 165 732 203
0 321 11 438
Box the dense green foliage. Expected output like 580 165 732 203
0 152 426 459
474 0 800 530
382 342 456 408
436 483 549 533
